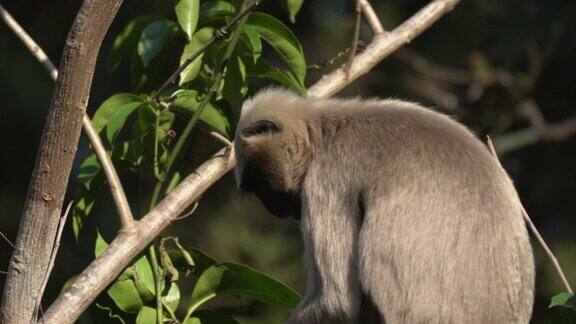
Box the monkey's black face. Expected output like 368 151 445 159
239 164 301 220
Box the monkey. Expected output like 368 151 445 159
234 88 535 324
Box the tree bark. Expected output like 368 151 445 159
0 1 124 323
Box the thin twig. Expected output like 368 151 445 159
152 0 260 100
359 0 385 35
83 117 134 228
175 201 199 220
309 0 461 98
0 231 15 249
0 4 134 228
208 131 232 147
394 48 473 84
0 270 8 275
494 100 576 154
486 136 573 294
346 0 362 76
34 201 74 321
0 5 58 80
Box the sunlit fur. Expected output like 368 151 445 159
235 88 535 324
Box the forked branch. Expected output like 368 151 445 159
309 0 460 98
0 4 134 229
0 0 125 322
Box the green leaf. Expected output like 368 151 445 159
184 310 238 324
162 237 195 276
283 0 304 23
247 12 306 83
71 170 105 240
248 59 306 95
108 271 145 313
77 154 101 187
92 94 141 133
180 27 215 85
188 248 218 275
176 0 200 40
130 103 174 173
199 1 235 26
96 233 147 313
108 16 162 72
130 256 156 302
550 292 576 309
95 231 109 258
188 263 300 313
222 55 248 107
164 282 181 314
106 101 142 143
138 20 178 67
171 90 232 137
241 24 262 63
188 264 225 312
135 306 156 324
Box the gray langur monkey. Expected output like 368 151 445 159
234 88 535 324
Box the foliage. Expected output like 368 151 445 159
549 292 576 324
65 0 305 322
81 235 300 323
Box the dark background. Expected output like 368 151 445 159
1 0 575 322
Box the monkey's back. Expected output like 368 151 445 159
314 100 535 323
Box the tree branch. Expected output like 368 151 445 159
308 0 460 98
394 47 472 84
42 148 236 323
0 3 134 229
486 137 573 294
41 0 460 322
345 0 362 76
0 1 125 322
359 0 385 35
33 201 74 320
0 231 15 250
493 99 576 154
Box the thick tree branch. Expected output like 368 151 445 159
0 1 124 322
33 201 73 319
309 0 460 98
41 0 460 322
0 4 134 229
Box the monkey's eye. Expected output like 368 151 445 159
242 120 280 137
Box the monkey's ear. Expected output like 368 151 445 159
241 120 280 137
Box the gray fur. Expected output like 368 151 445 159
234 88 535 324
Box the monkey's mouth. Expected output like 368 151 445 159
239 164 301 220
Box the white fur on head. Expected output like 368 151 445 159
240 87 303 118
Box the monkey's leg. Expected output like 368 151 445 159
288 182 362 324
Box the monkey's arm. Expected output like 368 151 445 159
289 172 362 324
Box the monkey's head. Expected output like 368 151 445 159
234 88 320 219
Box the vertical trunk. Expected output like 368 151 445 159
0 1 123 322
